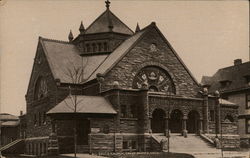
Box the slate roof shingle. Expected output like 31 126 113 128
86 26 148 82
40 38 108 83
0 113 19 121
201 61 250 93
84 9 134 35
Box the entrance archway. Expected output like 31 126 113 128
187 110 200 133
151 109 166 133
169 109 183 133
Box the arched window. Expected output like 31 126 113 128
34 77 48 100
98 43 102 52
132 66 175 94
86 44 90 52
103 42 108 51
92 43 97 52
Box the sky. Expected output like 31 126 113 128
0 0 249 116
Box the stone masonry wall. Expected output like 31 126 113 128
26 42 69 139
101 26 200 98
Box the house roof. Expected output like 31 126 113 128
40 38 108 83
84 9 134 35
201 61 250 93
0 121 20 127
0 113 19 121
47 95 117 114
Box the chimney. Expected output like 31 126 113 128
234 59 242 66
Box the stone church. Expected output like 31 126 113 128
19 1 239 156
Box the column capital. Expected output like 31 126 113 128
164 116 170 120
183 116 188 120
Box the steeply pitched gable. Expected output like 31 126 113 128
84 9 134 35
86 23 199 87
39 37 108 83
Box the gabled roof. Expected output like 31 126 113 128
201 76 213 86
0 113 19 127
39 37 108 83
0 113 19 121
86 23 199 86
84 9 134 35
47 95 117 114
0 121 20 127
86 25 148 82
202 61 250 93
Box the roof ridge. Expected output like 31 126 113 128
108 10 134 34
84 9 133 35
84 10 107 34
218 61 250 71
84 23 153 82
39 36 72 45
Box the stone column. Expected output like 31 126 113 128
164 117 169 137
149 116 152 134
198 118 203 135
203 88 209 133
215 91 221 138
182 116 188 138
48 132 59 156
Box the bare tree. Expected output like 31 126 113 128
62 57 88 157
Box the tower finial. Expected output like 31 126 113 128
105 0 110 9
68 30 74 42
79 21 85 34
135 23 140 33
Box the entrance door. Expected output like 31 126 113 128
169 109 183 133
151 109 166 133
76 119 90 145
187 111 199 133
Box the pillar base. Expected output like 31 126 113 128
165 130 170 137
182 130 188 138
198 130 203 135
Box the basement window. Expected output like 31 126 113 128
246 119 250 134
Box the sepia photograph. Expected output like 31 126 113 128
0 0 249 157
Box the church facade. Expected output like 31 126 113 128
22 1 239 156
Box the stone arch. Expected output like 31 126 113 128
169 109 183 133
151 108 166 133
187 110 200 133
132 64 176 94
132 61 177 86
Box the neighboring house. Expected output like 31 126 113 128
18 1 238 156
0 113 20 147
201 59 250 147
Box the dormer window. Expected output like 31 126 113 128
220 80 231 88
